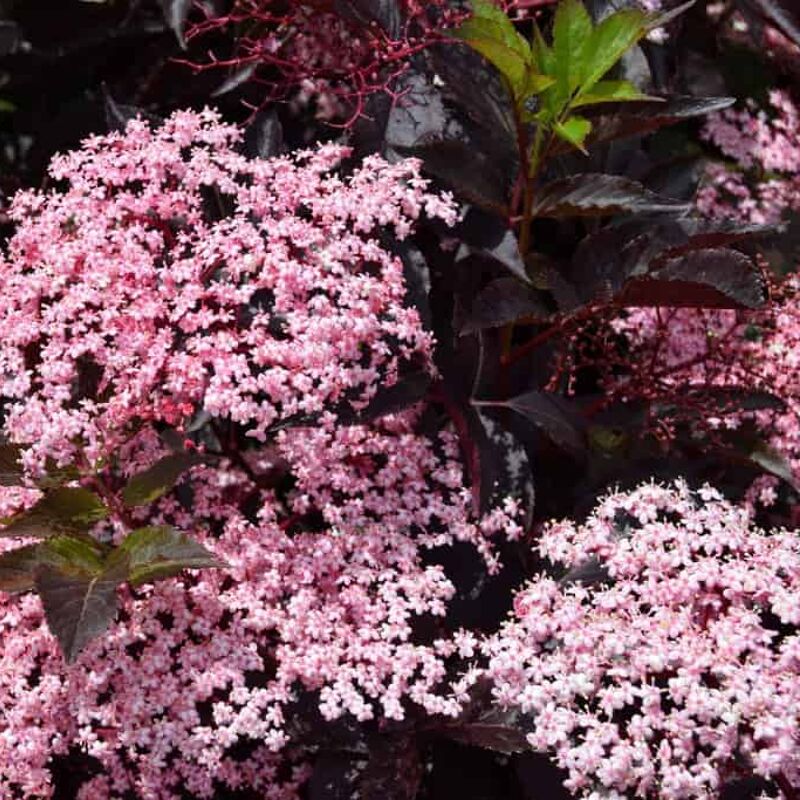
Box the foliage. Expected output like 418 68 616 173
448 0 660 152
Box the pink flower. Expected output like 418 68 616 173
0 109 456 473
485 481 800 799
0 110 525 798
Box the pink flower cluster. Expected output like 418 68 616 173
484 481 800 799
607 285 800 505
0 416 521 799
699 90 800 224
0 109 456 474
0 111 526 798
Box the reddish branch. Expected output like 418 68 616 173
183 0 465 124
182 1 554 124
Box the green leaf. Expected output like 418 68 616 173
112 525 224 586
528 22 551 74
470 0 515 26
35 553 129 663
523 70 556 96
121 452 202 507
573 80 659 108
0 98 15 113
554 115 592 153
465 0 530 57
529 21 561 118
0 544 41 593
1 488 108 539
471 0 531 57
39 535 108 574
454 30 528 96
581 8 648 92
448 3 532 98
531 22 555 76
552 0 594 96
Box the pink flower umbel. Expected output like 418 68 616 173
485 481 800 799
0 109 456 473
699 91 800 225
0 111 525 799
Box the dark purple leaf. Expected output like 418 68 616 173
122 452 203 508
211 63 257 97
457 228 529 283
352 89 397 158
568 219 773 306
568 224 662 304
559 557 611 587
0 544 40 594
657 219 779 254
35 554 129 663
434 680 532 754
573 96 735 148
621 248 768 309
533 174 690 218
716 425 799 490
397 138 514 213
381 70 449 152
334 0 403 37
0 443 24 487
647 0 695 30
113 526 224 586
460 278 550 335
456 207 513 250
360 735 422 800
496 392 586 456
103 89 162 134
644 155 706 204
442 389 535 522
750 443 798 489
436 707 530 754
390 48 518 211
1 488 108 539
428 43 517 147
397 241 432 328
0 20 20 56
308 753 360 800
464 408 536 524
244 109 284 159
685 386 786 413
